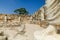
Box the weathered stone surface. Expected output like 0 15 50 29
34 0 60 40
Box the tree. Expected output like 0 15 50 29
14 8 29 15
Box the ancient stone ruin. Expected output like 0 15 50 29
0 0 60 40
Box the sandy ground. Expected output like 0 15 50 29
0 23 43 40
0 23 60 40
24 23 43 40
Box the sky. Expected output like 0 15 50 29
0 0 45 14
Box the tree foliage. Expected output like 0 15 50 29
14 8 29 15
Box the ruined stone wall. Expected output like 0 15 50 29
0 14 41 27
0 14 28 26
34 0 60 25
32 0 60 33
